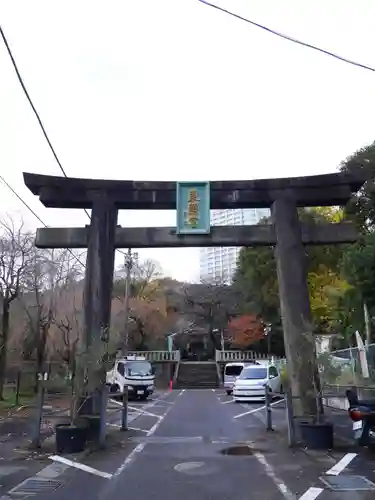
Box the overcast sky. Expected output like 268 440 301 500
1 0 374 282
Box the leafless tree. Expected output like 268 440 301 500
182 281 241 350
21 248 84 386
0 217 34 399
52 306 80 381
115 257 163 300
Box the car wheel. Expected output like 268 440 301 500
109 384 120 396
226 390 232 396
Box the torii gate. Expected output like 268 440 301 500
23 171 364 415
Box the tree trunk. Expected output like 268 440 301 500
0 302 10 400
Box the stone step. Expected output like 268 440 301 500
176 361 219 389
174 382 219 389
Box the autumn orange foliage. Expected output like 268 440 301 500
228 314 265 349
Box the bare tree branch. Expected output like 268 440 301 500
0 216 34 398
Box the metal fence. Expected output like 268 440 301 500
2 361 73 447
318 343 375 409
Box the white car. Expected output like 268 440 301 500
233 364 282 402
223 361 261 395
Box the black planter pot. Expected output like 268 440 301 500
299 421 334 450
55 424 88 454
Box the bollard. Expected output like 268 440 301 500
15 370 21 406
99 384 108 448
121 386 128 431
285 388 296 447
264 384 273 431
31 377 45 448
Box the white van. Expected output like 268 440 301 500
223 361 260 395
233 363 282 402
106 355 155 400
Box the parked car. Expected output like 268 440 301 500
223 361 260 395
233 364 282 402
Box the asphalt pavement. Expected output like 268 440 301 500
2 390 375 499
23 390 290 500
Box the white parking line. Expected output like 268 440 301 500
112 389 185 477
253 450 295 500
297 451 357 499
298 487 323 500
127 407 162 419
151 399 174 405
108 398 123 407
49 455 112 479
325 453 357 476
220 399 235 405
233 399 284 419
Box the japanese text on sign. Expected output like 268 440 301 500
186 189 200 228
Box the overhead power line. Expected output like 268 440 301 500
0 174 86 268
0 174 47 227
0 174 127 303
198 0 375 73
0 23 128 256
0 24 69 177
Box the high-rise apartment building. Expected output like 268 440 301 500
199 208 270 284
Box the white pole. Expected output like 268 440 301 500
364 301 371 345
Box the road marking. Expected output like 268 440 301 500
325 452 357 476
253 450 296 500
151 399 174 405
108 398 123 407
297 452 357 499
49 455 112 479
128 426 149 433
220 399 234 404
127 407 162 419
112 389 185 478
298 487 323 500
233 399 284 419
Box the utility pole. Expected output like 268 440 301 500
264 323 272 359
364 301 371 346
121 248 135 431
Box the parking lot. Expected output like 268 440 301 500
2 388 375 499
106 389 177 432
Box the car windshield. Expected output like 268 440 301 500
225 365 243 377
127 361 153 376
239 367 267 380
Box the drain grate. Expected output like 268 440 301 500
9 477 63 496
320 475 375 491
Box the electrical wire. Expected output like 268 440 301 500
0 175 86 268
0 175 47 228
0 175 129 303
0 23 128 256
198 0 375 73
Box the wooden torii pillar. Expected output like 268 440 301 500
23 171 365 416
